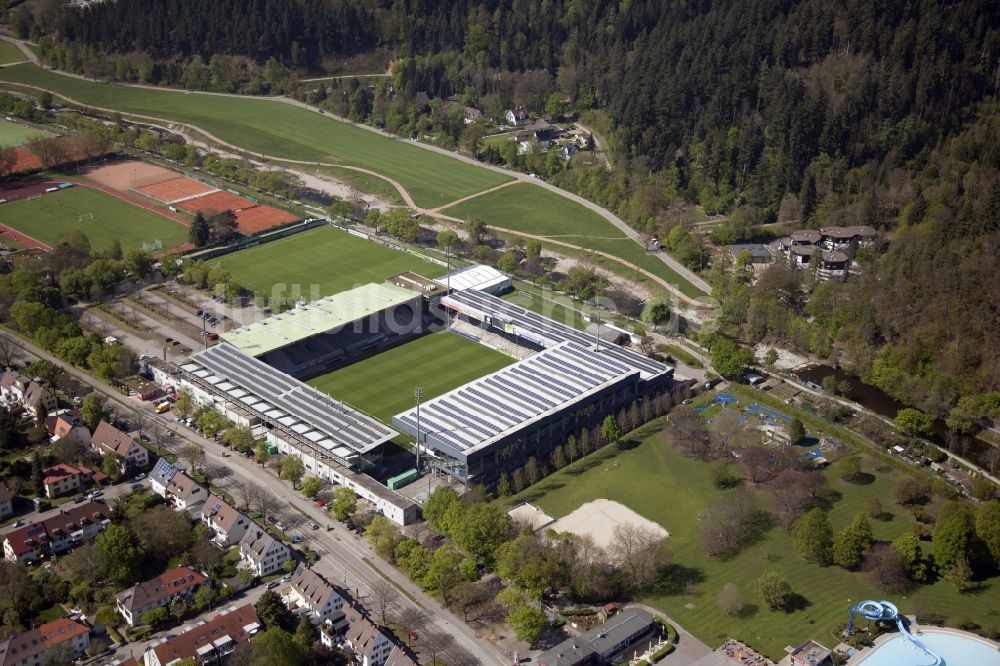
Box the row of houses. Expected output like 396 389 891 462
3 499 112 563
726 225 877 282
0 617 92 666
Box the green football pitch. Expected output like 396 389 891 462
307 332 514 421
213 226 446 302
0 63 511 208
0 186 188 251
0 118 44 147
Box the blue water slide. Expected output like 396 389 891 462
847 599 942 666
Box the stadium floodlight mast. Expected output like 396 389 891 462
414 386 422 470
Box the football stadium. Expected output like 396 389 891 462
157 260 679 525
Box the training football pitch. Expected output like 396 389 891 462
214 226 446 301
0 64 510 208
0 186 188 251
307 331 514 421
0 118 43 147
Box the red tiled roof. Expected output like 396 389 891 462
150 605 258 665
41 463 85 486
117 566 209 613
0 618 89 666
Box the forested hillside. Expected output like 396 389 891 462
9 0 1000 422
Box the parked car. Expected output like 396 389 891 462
267 516 278 525
265 580 280 589
207 332 219 341
133 472 146 481
165 337 174 344
306 522 318 530
290 534 303 543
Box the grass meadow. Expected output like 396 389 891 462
0 64 510 208
513 394 1000 659
0 41 24 65
0 118 44 147
446 183 705 297
307 331 513 421
213 226 445 301
1 186 188 251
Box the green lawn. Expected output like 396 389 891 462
214 226 446 302
515 418 1000 659
446 183 705 297
1 186 189 251
307 331 514 421
0 41 25 65
0 64 510 208
0 118 44 147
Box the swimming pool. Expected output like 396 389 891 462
858 630 1000 666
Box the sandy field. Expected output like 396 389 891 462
548 498 668 550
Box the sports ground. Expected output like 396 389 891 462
0 186 189 252
213 226 446 301
0 118 44 148
307 331 514 421
516 388 1000 659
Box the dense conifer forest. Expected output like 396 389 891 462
10 0 1000 425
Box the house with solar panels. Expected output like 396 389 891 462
390 289 677 487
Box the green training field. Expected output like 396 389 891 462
0 41 24 65
307 331 514 421
515 404 1000 659
214 226 446 301
0 64 510 208
0 118 43 147
446 182 705 297
1 186 188 251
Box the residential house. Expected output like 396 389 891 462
819 225 876 250
505 106 529 126
149 457 178 497
325 607 395 666
514 121 563 154
0 482 12 520
384 646 419 666
239 527 290 577
282 564 346 624
789 639 834 666
44 410 91 446
538 607 659 666
116 566 210 627
91 420 149 474
462 106 483 124
0 618 91 666
817 250 851 282
726 243 774 265
200 494 250 547
164 471 206 511
559 143 580 160
0 370 56 421
3 500 111 563
40 463 88 498
142 604 260 666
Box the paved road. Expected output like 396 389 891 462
0 329 509 665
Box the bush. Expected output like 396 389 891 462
650 643 676 662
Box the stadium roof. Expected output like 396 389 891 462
443 289 670 380
438 264 512 293
222 283 420 356
182 343 396 456
392 341 635 458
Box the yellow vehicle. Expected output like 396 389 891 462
155 402 171 414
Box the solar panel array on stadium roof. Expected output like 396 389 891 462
443 289 669 379
184 343 396 454
393 341 634 454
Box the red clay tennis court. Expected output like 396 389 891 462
177 190 253 215
234 206 300 233
136 176 217 203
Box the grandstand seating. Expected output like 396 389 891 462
448 319 536 360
